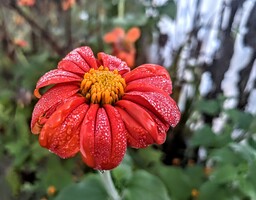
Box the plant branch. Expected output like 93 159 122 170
118 0 126 20
8 1 65 56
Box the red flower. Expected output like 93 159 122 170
14 38 28 48
61 0 76 11
17 0 35 6
103 27 141 68
31 46 180 170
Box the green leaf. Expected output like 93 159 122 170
209 165 237 184
226 109 253 130
195 99 221 115
112 154 133 189
129 147 163 168
5 168 21 196
158 0 177 19
191 125 231 147
209 147 241 165
185 166 205 188
123 170 170 200
154 166 191 200
230 143 256 163
54 174 108 200
37 156 74 190
238 177 256 199
198 182 231 200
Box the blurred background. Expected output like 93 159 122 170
0 0 256 199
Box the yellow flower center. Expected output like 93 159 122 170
80 66 126 105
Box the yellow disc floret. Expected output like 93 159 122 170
80 66 126 105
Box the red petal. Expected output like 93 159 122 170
116 100 163 144
97 53 130 75
125 82 169 95
115 104 154 148
31 84 79 134
124 64 172 94
76 46 98 69
104 105 127 169
144 109 169 144
80 104 99 168
61 49 91 72
58 60 86 75
34 69 82 98
93 108 112 169
123 91 181 128
39 96 86 158
125 27 141 43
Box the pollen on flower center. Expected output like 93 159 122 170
80 66 126 105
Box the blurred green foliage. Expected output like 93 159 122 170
0 0 256 200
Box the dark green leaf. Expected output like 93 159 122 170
154 166 191 200
54 174 108 200
209 165 237 184
123 170 170 200
199 182 231 200
226 109 253 130
195 99 221 115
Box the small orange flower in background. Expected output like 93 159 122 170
14 38 28 48
191 189 199 199
62 0 76 11
103 27 141 68
17 0 35 6
47 185 57 196
31 46 180 170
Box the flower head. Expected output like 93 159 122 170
31 46 180 170
62 0 76 11
103 27 141 68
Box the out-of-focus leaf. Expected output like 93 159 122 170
210 147 241 165
112 154 133 189
248 162 256 187
229 143 256 163
209 164 237 184
185 166 205 188
129 147 163 168
198 182 231 200
158 0 176 19
154 166 191 200
226 109 253 130
54 174 108 200
191 125 231 147
238 178 256 199
37 156 74 190
123 170 170 200
5 168 21 196
195 99 221 115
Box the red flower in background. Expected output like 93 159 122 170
31 46 180 170
14 38 28 48
17 0 35 6
103 27 141 68
62 0 76 11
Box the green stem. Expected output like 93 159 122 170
99 170 121 200
118 0 125 20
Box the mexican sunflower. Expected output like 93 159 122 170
17 0 35 6
31 46 180 170
103 27 140 68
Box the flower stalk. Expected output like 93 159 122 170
99 170 121 200
118 0 125 19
